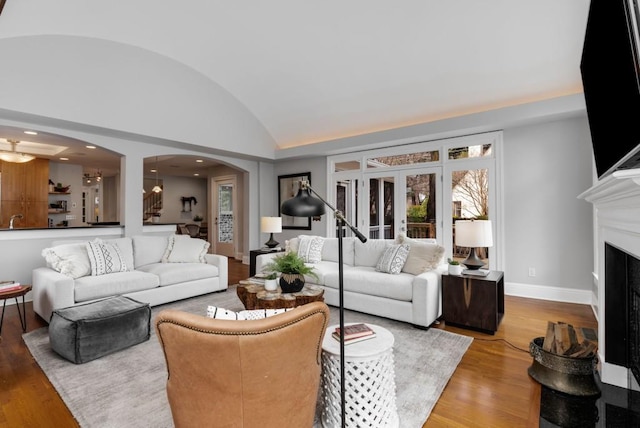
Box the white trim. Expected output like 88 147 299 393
505 281 593 305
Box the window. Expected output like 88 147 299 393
367 150 439 169
327 131 502 270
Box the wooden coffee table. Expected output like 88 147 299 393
237 279 324 310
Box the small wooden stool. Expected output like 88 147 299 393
0 284 32 335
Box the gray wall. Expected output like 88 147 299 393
503 116 594 297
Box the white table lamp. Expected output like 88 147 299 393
261 217 282 248
455 219 493 270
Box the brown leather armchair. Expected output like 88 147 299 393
155 301 330 428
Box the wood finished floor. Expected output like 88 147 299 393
0 259 597 427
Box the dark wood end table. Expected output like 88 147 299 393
249 248 285 277
237 279 324 310
0 284 32 334
442 271 504 334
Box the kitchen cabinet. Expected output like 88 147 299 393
1 158 49 228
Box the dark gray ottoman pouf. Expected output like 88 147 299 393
49 295 151 364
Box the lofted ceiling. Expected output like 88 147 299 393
0 1 590 165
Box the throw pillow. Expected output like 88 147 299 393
86 238 128 276
285 238 299 254
41 243 92 279
297 235 324 263
398 235 446 275
375 243 410 274
162 234 210 263
206 306 294 320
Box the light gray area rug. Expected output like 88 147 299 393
23 286 472 428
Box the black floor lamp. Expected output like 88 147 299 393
280 180 367 428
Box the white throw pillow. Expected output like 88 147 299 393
375 243 410 274
206 306 294 320
397 235 446 275
86 238 129 276
297 235 324 263
285 237 299 254
132 235 170 267
162 235 210 263
41 243 92 279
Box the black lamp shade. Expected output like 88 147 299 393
281 188 326 217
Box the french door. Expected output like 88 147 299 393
363 168 442 241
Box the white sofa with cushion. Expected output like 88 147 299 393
255 234 445 328
32 234 228 323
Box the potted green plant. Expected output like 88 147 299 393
264 272 278 291
263 251 318 293
193 214 203 226
447 258 463 276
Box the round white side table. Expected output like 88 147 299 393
320 323 399 428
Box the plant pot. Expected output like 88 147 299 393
448 264 463 276
279 273 305 293
264 279 278 292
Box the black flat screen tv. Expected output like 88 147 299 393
581 0 640 179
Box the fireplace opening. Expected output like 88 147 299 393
605 243 640 388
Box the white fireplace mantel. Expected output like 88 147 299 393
579 167 640 390
579 168 640 205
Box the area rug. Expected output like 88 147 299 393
23 286 472 428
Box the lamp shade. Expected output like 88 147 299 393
281 187 326 217
261 216 282 233
455 220 493 248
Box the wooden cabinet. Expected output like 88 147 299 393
1 158 49 228
442 270 504 334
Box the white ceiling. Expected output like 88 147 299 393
0 1 590 154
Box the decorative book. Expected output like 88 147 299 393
332 331 377 345
334 323 375 341
0 281 21 292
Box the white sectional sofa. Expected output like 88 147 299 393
32 234 228 323
255 235 445 328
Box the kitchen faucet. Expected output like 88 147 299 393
9 214 23 229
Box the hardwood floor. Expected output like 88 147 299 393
0 260 597 427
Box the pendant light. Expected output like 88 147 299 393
0 140 35 163
152 156 162 193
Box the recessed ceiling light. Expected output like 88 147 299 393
194 173 200 176
196 159 204 163
24 131 38 135
60 157 69 161
150 169 157 173
86 145 96 149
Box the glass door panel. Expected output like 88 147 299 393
213 177 236 257
451 167 490 266
403 172 438 240
367 176 395 239
335 178 359 237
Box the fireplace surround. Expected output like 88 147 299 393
605 243 640 389
580 168 640 391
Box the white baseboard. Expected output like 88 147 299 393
505 281 593 305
